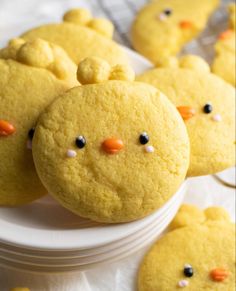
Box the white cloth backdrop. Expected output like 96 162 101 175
0 0 235 290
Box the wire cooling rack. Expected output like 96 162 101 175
89 0 234 63
0 0 233 62
86 0 147 46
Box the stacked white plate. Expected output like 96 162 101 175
0 182 187 273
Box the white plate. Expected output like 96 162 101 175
0 47 184 269
0 181 185 258
1 187 184 272
0 181 187 251
123 46 153 74
214 167 236 188
0 188 177 257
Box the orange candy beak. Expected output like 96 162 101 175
0 119 16 136
210 268 229 282
179 20 193 29
177 106 196 120
102 138 124 154
219 29 234 40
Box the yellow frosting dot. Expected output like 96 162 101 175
110 64 135 81
88 18 114 38
179 55 210 73
77 57 111 84
63 8 92 25
17 39 54 68
10 288 30 291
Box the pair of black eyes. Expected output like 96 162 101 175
28 103 212 146
184 265 194 277
75 133 150 149
203 103 213 114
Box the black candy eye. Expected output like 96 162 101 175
163 8 172 16
183 264 194 277
75 135 86 149
203 103 213 114
28 128 35 140
139 132 149 145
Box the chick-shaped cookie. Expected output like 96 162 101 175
212 4 236 86
131 0 219 63
229 3 236 30
139 204 235 291
137 55 235 177
32 57 190 223
0 38 78 206
21 8 128 66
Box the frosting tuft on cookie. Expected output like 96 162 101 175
170 204 231 230
17 39 54 68
0 38 77 81
77 57 135 84
156 54 210 73
63 8 114 38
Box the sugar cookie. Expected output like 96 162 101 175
32 57 190 223
139 205 235 291
131 0 219 63
22 8 128 66
137 61 235 176
0 38 77 206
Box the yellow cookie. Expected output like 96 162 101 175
131 0 219 63
32 57 190 223
137 61 235 177
0 38 77 206
212 32 235 86
229 3 236 30
21 8 128 66
212 4 236 87
138 205 235 291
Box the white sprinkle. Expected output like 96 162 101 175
158 13 167 21
178 280 189 287
145 145 155 153
27 140 32 150
212 114 222 122
67 149 77 158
